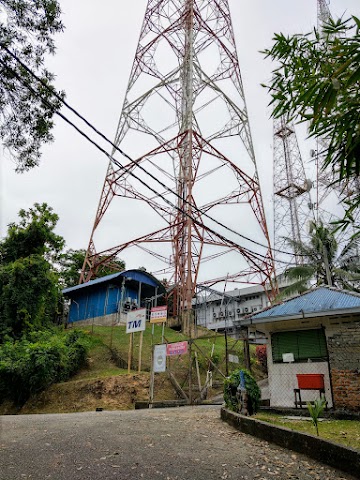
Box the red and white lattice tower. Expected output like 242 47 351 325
80 0 277 332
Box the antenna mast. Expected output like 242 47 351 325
80 0 277 333
273 116 313 268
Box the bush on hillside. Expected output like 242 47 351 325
224 369 261 415
0 329 89 406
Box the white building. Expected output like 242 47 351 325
195 284 270 333
195 276 292 333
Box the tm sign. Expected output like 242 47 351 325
126 308 147 333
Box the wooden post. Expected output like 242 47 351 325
149 345 155 407
194 351 202 392
161 321 165 344
138 331 144 372
224 325 229 376
168 371 189 401
128 332 133 374
131 332 134 370
188 341 193 405
109 317 115 349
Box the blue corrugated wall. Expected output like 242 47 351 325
68 285 138 323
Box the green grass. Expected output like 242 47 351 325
72 325 264 400
255 412 360 451
0 326 263 414
71 333 128 380
78 324 258 376
83 324 186 371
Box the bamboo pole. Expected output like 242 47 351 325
138 331 144 372
128 332 133 374
194 351 202 392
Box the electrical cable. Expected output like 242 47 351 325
0 58 278 267
0 55 300 272
0 44 305 260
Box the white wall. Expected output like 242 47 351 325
267 343 333 408
196 287 267 330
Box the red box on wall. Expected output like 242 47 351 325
296 374 325 389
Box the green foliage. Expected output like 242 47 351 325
0 203 64 263
0 203 64 339
0 329 89 406
281 221 360 297
307 397 327 436
263 16 360 235
59 248 125 288
0 255 60 339
0 0 64 170
224 369 261 415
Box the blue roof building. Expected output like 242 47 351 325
243 286 360 412
62 270 166 325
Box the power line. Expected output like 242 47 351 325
0 44 304 261
0 60 299 270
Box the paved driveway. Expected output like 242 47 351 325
0 406 352 479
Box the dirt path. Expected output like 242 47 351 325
0 406 353 480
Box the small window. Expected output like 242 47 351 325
271 329 327 363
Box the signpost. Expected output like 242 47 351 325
150 306 167 323
126 308 147 333
166 341 188 356
228 353 240 364
153 344 167 373
150 306 167 344
149 344 167 406
126 308 147 373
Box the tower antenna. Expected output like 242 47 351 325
80 0 277 333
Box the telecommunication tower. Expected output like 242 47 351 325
80 0 276 332
273 116 313 267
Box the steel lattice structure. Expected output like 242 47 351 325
273 116 313 267
317 0 331 28
80 0 277 332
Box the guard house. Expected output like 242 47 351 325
62 270 166 326
242 287 360 411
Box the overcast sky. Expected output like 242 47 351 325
1 0 359 282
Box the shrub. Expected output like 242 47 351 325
255 345 267 371
0 329 89 406
224 369 261 415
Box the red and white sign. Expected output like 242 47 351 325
166 341 188 356
150 306 167 324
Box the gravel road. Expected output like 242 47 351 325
0 406 354 480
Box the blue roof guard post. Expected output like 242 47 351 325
242 286 360 325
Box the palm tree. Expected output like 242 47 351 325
281 221 360 296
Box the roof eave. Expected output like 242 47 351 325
242 306 360 326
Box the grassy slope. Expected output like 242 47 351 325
255 412 360 451
83 324 257 375
1 325 258 414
